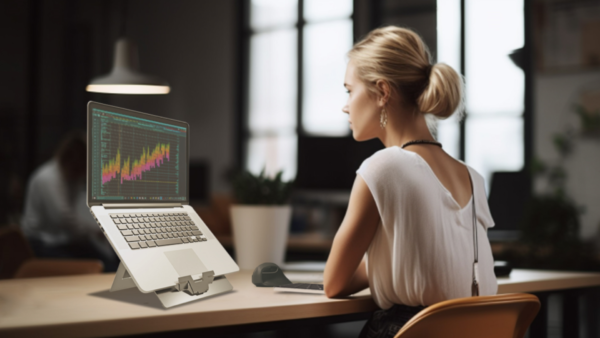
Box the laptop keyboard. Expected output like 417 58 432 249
109 212 206 250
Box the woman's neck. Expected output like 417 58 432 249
379 109 435 148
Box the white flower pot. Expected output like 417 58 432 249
230 205 292 270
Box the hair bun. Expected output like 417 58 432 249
417 63 464 119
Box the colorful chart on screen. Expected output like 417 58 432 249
89 108 187 202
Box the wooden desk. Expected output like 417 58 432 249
1 269 600 338
496 269 600 293
0 270 376 338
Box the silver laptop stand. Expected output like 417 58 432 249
110 263 233 308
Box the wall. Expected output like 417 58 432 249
1 0 238 196
0 0 238 225
380 0 437 59
0 0 31 224
535 70 600 239
533 0 600 240
105 0 238 194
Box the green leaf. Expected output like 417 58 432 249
232 169 294 205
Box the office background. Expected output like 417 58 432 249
1 0 600 261
1 1 600 337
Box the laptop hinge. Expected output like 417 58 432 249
102 203 183 209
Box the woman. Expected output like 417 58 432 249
323 26 498 337
21 131 118 271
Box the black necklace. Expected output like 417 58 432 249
401 139 442 149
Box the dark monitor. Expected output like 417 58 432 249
295 136 384 191
487 170 531 240
189 161 209 203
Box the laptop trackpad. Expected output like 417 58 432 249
164 249 207 277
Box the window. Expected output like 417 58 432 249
437 0 525 193
245 0 353 181
302 0 353 136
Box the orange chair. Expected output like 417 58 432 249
0 227 103 279
394 293 540 338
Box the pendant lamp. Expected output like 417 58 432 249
86 38 170 94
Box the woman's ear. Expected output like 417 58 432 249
375 80 390 107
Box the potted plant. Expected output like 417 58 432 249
230 170 293 270
498 131 596 271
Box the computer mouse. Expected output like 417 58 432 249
252 262 292 287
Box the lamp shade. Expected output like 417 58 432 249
86 38 170 94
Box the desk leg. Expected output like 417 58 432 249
563 290 580 338
584 288 600 338
529 292 549 338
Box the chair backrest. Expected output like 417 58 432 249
0 227 35 279
395 293 540 338
0 227 104 279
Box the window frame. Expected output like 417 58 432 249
455 0 533 238
238 0 359 186
236 0 533 214
457 0 533 173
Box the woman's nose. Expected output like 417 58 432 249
342 105 349 114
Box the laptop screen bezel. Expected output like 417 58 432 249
86 101 190 207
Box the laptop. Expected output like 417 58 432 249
87 101 239 293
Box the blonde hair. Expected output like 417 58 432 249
348 26 464 131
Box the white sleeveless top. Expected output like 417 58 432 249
356 147 498 309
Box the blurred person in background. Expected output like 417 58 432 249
21 131 118 271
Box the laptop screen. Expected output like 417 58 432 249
87 102 188 206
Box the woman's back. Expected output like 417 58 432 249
409 145 472 208
324 25 499 336
357 147 497 308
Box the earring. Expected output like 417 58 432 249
380 108 388 129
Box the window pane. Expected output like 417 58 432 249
466 116 524 194
249 29 297 134
304 0 352 22
436 115 461 159
465 0 524 116
436 0 462 160
436 0 461 71
302 19 353 136
246 134 297 181
251 0 298 31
